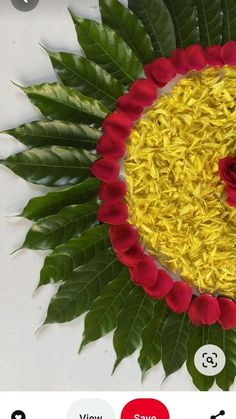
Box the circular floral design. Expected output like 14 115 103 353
92 43 236 330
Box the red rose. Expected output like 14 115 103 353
171 48 189 74
218 156 236 207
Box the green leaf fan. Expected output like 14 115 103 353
2 0 236 391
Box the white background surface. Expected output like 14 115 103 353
0 0 235 392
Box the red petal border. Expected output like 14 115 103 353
91 42 236 330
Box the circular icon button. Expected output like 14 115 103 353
194 344 226 376
11 411 26 419
11 0 39 12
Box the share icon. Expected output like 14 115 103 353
210 410 225 419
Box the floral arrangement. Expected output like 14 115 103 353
2 0 236 390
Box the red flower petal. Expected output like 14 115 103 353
130 255 158 287
145 57 176 83
185 44 206 71
144 269 174 299
102 111 133 140
188 295 220 326
109 223 138 252
96 134 126 159
171 48 189 74
144 63 166 87
91 158 120 183
221 41 236 65
99 180 126 203
165 281 192 313
218 156 236 189
205 45 223 67
117 243 144 267
129 78 157 106
226 186 236 207
117 93 144 121
218 297 236 330
98 201 128 224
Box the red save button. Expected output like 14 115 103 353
121 399 170 419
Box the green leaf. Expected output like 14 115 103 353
45 249 123 324
39 224 110 286
99 0 154 64
195 0 223 47
5 121 101 149
2 146 95 187
21 178 100 221
47 51 124 110
164 0 199 48
22 82 108 123
209 323 236 391
23 200 99 250
138 299 169 378
113 287 154 370
187 326 215 391
161 312 190 378
221 0 236 42
70 13 143 85
81 268 133 349
128 0 176 57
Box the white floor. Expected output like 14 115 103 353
0 0 233 391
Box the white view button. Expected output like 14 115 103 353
67 399 115 419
